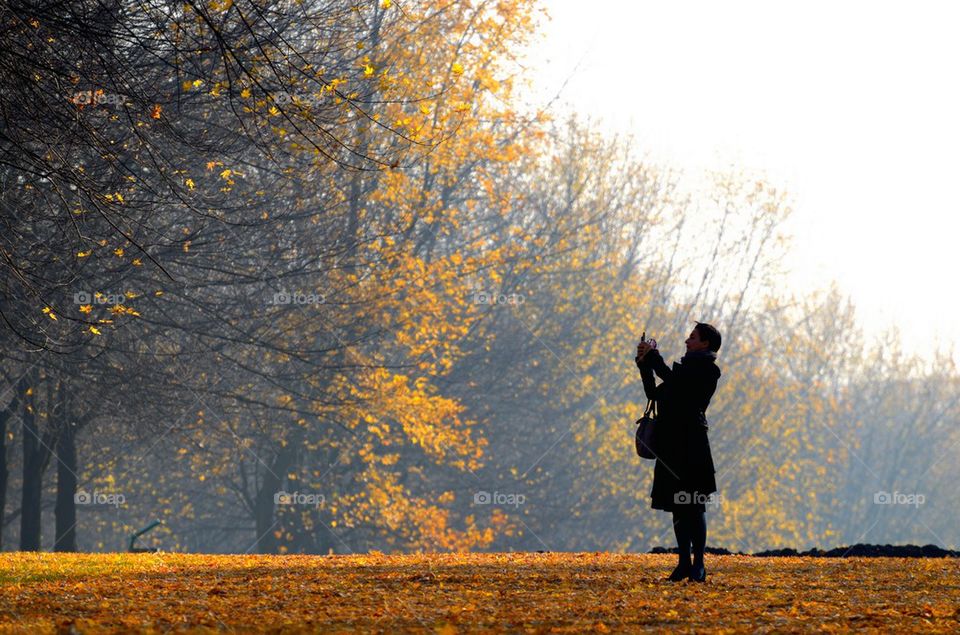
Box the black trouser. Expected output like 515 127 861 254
672 507 707 565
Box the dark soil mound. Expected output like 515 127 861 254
649 543 960 557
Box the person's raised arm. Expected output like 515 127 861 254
637 356 660 400
644 348 673 381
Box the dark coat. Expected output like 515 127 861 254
637 348 721 511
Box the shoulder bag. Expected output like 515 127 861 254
634 399 658 459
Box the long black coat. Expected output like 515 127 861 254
637 349 721 511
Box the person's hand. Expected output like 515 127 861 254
636 342 653 360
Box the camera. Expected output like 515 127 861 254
636 331 657 357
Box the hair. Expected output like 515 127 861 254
694 322 722 352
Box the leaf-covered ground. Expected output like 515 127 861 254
1 552 958 633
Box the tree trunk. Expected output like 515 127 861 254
254 444 297 554
54 418 77 552
19 377 44 551
0 397 12 550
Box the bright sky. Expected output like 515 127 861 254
523 0 959 364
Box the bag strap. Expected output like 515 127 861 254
644 399 656 417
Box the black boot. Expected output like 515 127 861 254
689 510 707 582
667 560 692 581
667 510 692 581
689 562 706 582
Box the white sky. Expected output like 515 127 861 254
522 0 959 364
